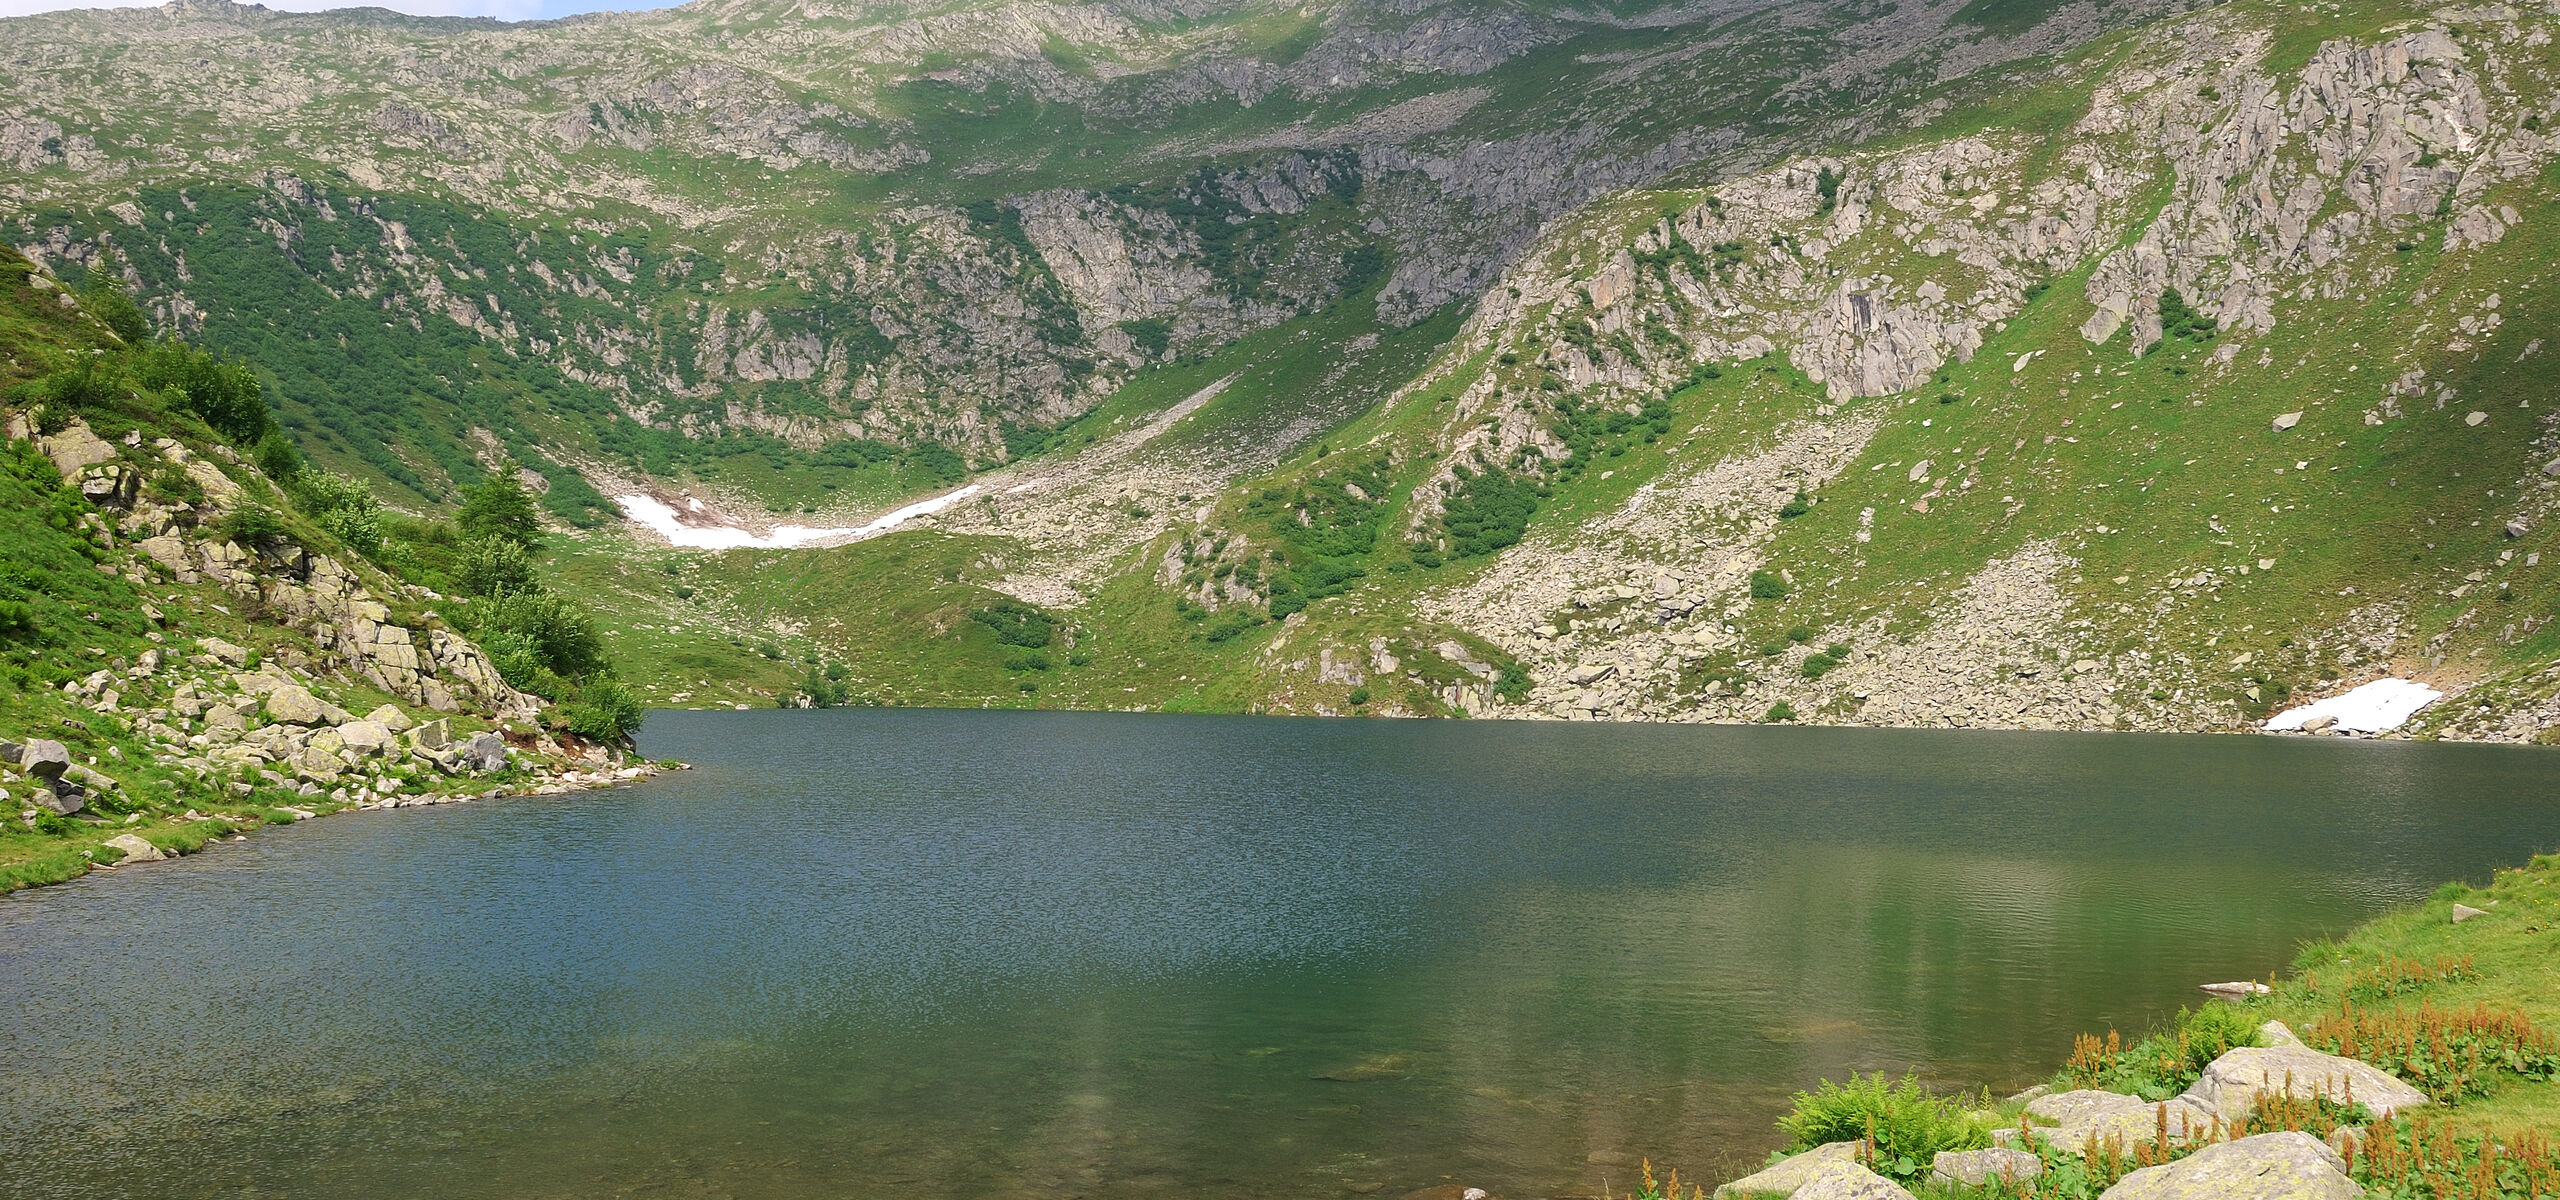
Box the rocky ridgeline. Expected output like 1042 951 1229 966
1374 10 2560 737
3 414 658 880
1709 1021 2420 1200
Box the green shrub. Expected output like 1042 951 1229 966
468 590 607 681
214 504 295 551
1776 1074 1989 1183
458 470 544 547
132 340 271 444
562 679 644 742
1348 686 1371 706
1778 491 1811 519
454 536 538 598
971 601 1058 648
1750 570 1790 600
1763 701 1797 722
0 600 35 642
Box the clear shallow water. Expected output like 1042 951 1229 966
4 712 2558 1199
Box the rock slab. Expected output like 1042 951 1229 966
2185 1042 2430 1121
2095 1132 2355 1200
1930 1147 2041 1186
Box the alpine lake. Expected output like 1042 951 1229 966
5 710 2556 1199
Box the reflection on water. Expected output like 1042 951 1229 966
2 712 2555 1199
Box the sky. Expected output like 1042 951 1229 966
0 0 667 19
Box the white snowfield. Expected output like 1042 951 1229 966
2262 677 2443 734
617 485 983 550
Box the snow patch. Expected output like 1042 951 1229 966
618 485 983 550
2262 677 2443 734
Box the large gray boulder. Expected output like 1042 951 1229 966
364 704 415 734
335 720 396 756
2184 1038 2429 1121
1930 1147 2041 1187
20 739 70 781
458 732 511 774
408 717 453 752
2095 1132 2355 1200
264 684 332 726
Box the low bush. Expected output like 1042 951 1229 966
1750 570 1790 600
1776 1073 1988 1183
971 601 1058 648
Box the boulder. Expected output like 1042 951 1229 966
458 732 511 773
2271 412 2303 431
199 636 251 668
2504 521 2529 539
408 717 454 752
1786 1161 1913 1200
2183 1043 2429 1121
40 779 85 816
2095 1132 2354 1200
20 739 70 782
364 704 415 734
1930 1148 2040 1187
103 833 166 864
1567 662 1618 685
2024 1090 2216 1149
0 739 19 764
264 684 335 726
335 720 396 756
1713 1142 1863 1198
2451 903 2487 923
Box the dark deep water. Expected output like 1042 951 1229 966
4 710 2557 1199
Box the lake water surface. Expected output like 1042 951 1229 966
4 711 2558 1199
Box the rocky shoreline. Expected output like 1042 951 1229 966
1709 1017 2412 1199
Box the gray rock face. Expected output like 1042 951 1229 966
2095 1132 2354 1200
458 733 512 774
2184 1043 2430 1121
20 739 70 781
364 704 415 734
1930 1147 2040 1187
38 778 85 816
409 718 454 752
199 637 251 668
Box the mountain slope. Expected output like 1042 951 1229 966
2 0 2182 512
532 0 2560 742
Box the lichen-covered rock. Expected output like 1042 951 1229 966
1930 1147 2041 1187
1712 1142 1868 1198
2184 1043 2429 1121
2095 1132 2355 1200
2023 1089 2218 1150
263 684 335 726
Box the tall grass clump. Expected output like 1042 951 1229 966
2062 1004 2261 1100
